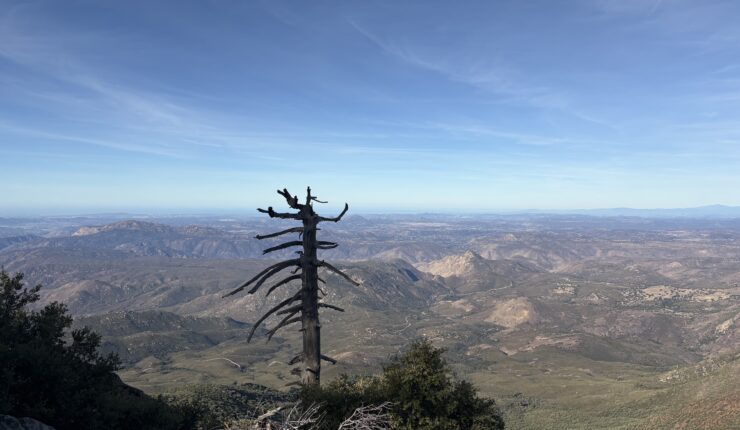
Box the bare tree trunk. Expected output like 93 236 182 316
223 187 356 385
301 216 321 385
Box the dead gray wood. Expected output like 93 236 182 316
225 187 356 385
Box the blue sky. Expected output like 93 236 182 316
1 0 740 214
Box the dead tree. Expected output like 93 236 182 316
224 187 357 385
338 402 393 430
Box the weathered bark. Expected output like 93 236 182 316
225 187 355 385
300 213 322 384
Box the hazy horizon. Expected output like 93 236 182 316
3 202 740 219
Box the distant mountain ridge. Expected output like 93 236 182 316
0 234 39 252
72 220 177 236
0 219 457 261
4 204 740 221
12 220 265 259
519 204 740 218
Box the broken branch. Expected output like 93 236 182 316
319 203 349 222
317 240 338 250
222 259 299 297
321 354 337 365
257 207 300 219
319 303 345 312
277 304 303 316
247 260 301 294
255 227 303 240
321 261 360 286
277 188 301 209
265 274 301 297
247 292 302 343
266 316 301 342
263 240 303 255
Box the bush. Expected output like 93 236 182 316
0 270 197 430
301 339 505 430
162 383 296 430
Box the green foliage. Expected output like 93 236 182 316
0 270 197 430
301 338 505 430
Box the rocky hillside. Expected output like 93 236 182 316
75 311 254 364
2 215 739 427
417 250 538 293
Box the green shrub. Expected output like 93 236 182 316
0 270 197 430
301 339 505 430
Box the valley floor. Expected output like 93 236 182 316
2 215 739 429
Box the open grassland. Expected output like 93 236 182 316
477 352 740 430
117 330 738 430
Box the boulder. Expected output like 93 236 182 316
0 416 55 430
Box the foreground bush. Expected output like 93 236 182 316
0 270 197 430
301 339 505 430
162 383 296 430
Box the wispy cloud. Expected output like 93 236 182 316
346 18 622 132
347 19 565 108
588 0 665 15
0 122 186 158
0 7 234 157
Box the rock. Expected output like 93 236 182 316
0 416 23 430
18 418 55 430
0 416 55 430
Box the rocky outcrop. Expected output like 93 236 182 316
0 416 55 430
485 297 540 328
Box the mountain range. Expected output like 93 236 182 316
0 215 738 429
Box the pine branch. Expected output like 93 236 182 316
317 241 338 250
277 188 301 209
247 292 302 343
319 303 345 312
257 207 300 219
321 354 337 365
319 203 349 222
320 261 360 286
247 260 301 294
222 259 299 297
263 241 302 255
265 274 301 297
266 316 301 342
276 304 303 316
255 227 303 240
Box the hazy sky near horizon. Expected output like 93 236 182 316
2 0 740 214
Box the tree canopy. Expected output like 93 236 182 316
0 270 196 430
301 338 505 430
